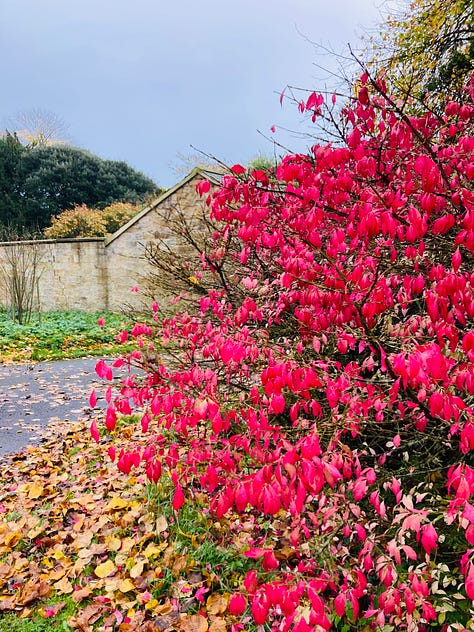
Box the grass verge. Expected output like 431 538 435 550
0 311 133 363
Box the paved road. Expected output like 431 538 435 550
0 358 114 459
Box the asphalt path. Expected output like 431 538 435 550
0 358 119 460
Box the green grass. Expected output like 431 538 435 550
0 595 77 631
0 310 134 362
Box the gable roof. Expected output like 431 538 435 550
105 167 223 246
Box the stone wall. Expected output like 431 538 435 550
105 172 206 311
0 170 212 313
0 238 107 312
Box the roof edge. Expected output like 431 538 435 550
105 167 222 246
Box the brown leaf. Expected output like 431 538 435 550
71 585 92 603
68 602 109 629
179 614 208 632
16 579 51 605
0 596 15 611
53 576 74 594
155 515 168 533
152 611 181 631
209 618 227 632
206 593 228 616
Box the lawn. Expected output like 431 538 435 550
0 311 133 363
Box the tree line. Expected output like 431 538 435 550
0 133 159 237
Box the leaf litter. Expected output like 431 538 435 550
0 415 246 631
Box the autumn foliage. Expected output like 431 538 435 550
95 75 474 630
44 202 140 239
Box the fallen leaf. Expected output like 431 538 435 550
156 515 168 533
16 579 51 606
94 559 117 578
130 559 145 578
28 483 44 499
179 614 208 632
53 576 74 594
118 578 136 593
107 496 128 510
71 586 92 603
5 531 22 548
206 593 228 616
152 611 181 631
209 618 226 632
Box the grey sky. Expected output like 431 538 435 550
0 1 382 187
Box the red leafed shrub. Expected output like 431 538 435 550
96 76 474 630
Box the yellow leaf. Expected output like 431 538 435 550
53 577 74 594
107 496 128 510
145 599 159 611
130 560 145 579
5 531 22 548
28 483 44 499
94 559 117 578
144 542 163 559
105 535 122 552
118 578 135 593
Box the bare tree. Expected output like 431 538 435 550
0 239 44 323
3 108 71 146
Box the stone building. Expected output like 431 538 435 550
0 168 222 313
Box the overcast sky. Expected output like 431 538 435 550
0 1 384 187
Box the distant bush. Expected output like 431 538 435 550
44 205 107 238
44 202 140 238
101 202 140 233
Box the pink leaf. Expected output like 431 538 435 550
89 389 97 408
90 420 100 443
421 523 438 555
172 485 185 510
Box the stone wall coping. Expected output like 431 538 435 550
0 237 105 247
